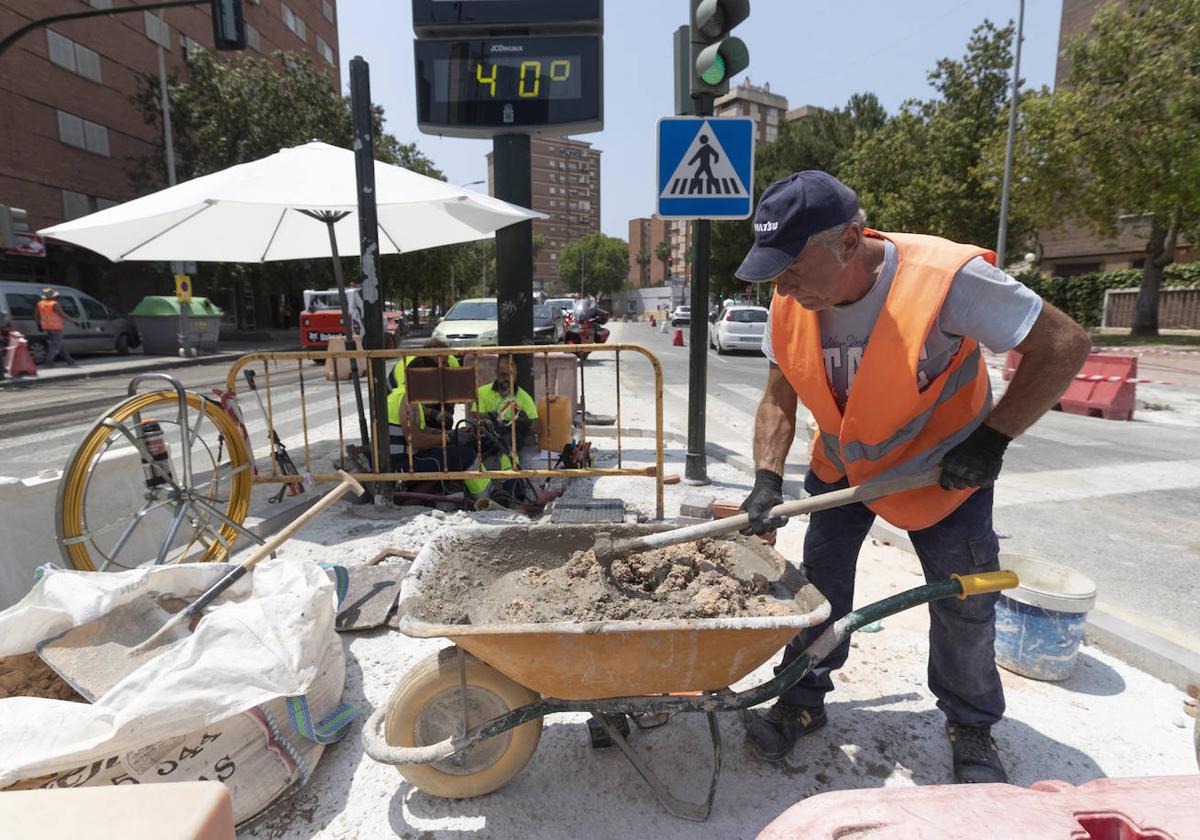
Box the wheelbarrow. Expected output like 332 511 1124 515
361 523 1017 821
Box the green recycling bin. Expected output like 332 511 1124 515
130 296 224 355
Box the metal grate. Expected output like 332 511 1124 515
551 498 627 523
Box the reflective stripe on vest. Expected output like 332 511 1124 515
773 230 995 530
37 299 63 330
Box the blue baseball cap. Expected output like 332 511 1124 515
735 171 861 282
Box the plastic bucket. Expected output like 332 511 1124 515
994 554 1097 681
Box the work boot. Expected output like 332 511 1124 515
743 701 827 762
946 723 1008 784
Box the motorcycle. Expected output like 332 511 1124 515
563 298 610 360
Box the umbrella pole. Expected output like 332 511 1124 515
324 218 374 472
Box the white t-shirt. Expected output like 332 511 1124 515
762 240 1042 409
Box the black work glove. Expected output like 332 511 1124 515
939 423 1012 490
739 469 787 535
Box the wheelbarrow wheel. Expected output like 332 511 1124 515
384 647 542 798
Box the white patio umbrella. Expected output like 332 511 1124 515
39 141 539 262
39 140 541 473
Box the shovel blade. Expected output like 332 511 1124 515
36 599 188 703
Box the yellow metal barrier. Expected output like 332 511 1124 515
225 344 665 519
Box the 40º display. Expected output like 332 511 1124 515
414 35 602 137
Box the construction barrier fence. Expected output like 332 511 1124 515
223 344 665 519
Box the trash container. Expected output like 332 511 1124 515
130 296 223 355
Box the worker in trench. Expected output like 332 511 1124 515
736 171 1090 783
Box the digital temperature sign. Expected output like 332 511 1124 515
414 36 602 137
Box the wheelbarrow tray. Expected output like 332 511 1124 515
394 523 830 700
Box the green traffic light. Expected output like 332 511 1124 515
700 53 726 84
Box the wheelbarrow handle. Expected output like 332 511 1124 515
362 703 459 765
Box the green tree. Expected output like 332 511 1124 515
841 20 1030 257
1010 0 1200 335
558 233 629 299
654 240 672 279
635 247 651 284
710 93 887 297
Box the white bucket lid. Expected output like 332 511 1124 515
998 553 1097 614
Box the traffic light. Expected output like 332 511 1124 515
0 204 29 250
689 0 750 97
211 0 246 50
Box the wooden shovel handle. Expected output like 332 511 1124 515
628 468 941 555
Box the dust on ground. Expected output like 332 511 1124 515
411 525 811 625
0 653 85 702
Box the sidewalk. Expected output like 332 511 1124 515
0 340 280 390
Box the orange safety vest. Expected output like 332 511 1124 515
36 299 64 331
772 230 994 530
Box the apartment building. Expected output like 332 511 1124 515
714 77 788 145
1038 0 1192 274
488 136 601 292
0 1 339 303
627 214 671 288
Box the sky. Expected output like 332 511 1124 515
337 1 1064 239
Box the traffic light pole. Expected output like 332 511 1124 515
492 134 535 396
685 93 715 486
349 56 391 504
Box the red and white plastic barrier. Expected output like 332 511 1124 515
989 362 1184 387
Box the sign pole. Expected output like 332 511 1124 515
684 93 715 485
492 133 534 395
350 56 390 503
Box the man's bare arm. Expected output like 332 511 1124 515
753 364 799 474
985 302 1091 438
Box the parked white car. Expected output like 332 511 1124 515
670 305 691 327
709 304 768 354
432 298 497 347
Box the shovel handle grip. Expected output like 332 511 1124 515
951 570 1019 600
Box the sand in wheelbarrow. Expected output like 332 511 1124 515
423 532 807 625
0 653 85 702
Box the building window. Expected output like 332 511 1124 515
88 0 112 9
245 23 261 51
322 0 334 23
143 11 170 49
180 34 202 59
57 110 109 156
47 30 102 83
281 4 307 41
62 190 95 221
316 34 334 64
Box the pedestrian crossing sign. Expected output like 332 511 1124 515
657 116 754 220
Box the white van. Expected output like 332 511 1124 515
0 280 138 365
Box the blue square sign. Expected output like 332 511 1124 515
657 116 755 220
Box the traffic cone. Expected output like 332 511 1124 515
4 331 38 378
673 328 685 347
649 315 656 327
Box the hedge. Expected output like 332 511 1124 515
1011 263 1200 327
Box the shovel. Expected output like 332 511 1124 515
38 471 365 702
591 469 942 573
469 470 943 625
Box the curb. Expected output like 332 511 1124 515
0 350 246 392
593 424 1200 692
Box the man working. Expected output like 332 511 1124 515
737 171 1090 783
35 288 78 367
387 354 474 480
471 353 540 450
